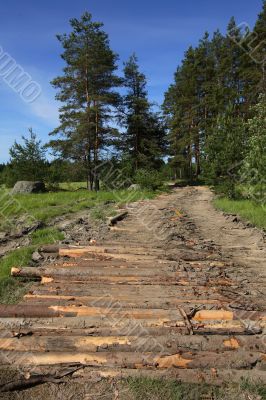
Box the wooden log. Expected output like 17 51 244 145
61 244 155 255
28 283 224 298
193 309 266 322
39 245 59 253
49 262 195 276
13 268 204 285
53 258 182 269
0 317 261 335
0 350 263 369
59 249 158 261
0 305 183 320
12 266 192 279
0 375 59 393
0 367 82 392
0 335 263 353
23 294 227 309
107 211 128 226
0 323 189 338
36 276 210 286
193 310 234 321
41 276 211 286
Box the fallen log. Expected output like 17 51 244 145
12 268 200 285
0 304 183 320
39 245 59 254
0 334 264 353
27 283 225 297
107 211 128 226
39 276 210 286
0 317 256 335
23 293 228 309
0 375 60 393
58 248 158 261
11 266 191 279
0 366 82 393
193 309 265 322
0 350 263 369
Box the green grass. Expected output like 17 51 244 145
90 204 118 221
0 247 34 280
0 278 32 305
59 181 88 190
31 227 65 245
0 188 158 230
214 197 266 230
0 227 65 303
125 377 266 400
0 247 34 304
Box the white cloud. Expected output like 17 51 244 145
30 94 59 125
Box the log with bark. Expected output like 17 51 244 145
107 211 128 226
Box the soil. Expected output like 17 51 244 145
175 186 266 275
0 186 265 399
0 209 109 259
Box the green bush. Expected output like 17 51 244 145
0 165 20 188
134 169 164 191
214 179 243 200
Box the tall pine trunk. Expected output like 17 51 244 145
94 101 100 191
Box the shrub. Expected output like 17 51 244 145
134 169 164 191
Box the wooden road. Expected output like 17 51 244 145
1 197 265 385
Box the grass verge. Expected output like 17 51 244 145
214 197 266 230
0 228 64 303
0 188 158 230
125 377 266 400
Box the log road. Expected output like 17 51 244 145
1 188 265 386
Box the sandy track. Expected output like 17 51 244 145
0 187 265 398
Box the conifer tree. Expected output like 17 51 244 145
251 0 266 94
163 1 266 184
4 129 47 186
49 12 121 190
121 54 165 173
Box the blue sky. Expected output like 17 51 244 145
0 0 263 162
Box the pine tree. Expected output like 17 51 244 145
49 12 121 191
163 46 203 180
251 0 266 95
121 54 165 173
5 129 47 186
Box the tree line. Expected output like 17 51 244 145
1 3 265 196
163 2 265 195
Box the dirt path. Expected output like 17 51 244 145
175 186 266 275
0 187 265 399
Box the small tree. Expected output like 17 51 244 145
4 129 47 186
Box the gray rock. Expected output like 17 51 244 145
127 184 141 191
31 251 43 262
12 181 46 194
0 232 7 240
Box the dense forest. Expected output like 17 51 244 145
1 2 265 199
163 5 266 194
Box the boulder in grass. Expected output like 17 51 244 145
127 184 141 191
12 181 46 194
31 251 43 263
